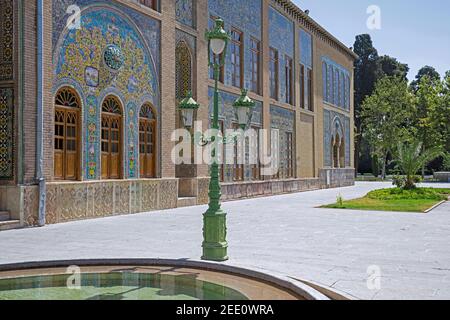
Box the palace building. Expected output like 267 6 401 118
0 0 356 229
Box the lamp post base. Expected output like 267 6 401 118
202 210 229 262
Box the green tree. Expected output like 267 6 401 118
442 71 450 152
378 55 409 81
410 66 441 92
361 76 415 179
395 140 443 189
414 75 448 175
353 34 381 175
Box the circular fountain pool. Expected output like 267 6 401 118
0 260 329 300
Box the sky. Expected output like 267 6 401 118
292 0 450 81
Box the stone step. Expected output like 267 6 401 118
177 197 197 208
0 211 10 222
0 220 21 231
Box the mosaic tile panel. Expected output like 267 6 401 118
141 181 158 212
126 102 138 178
270 105 295 179
0 88 14 179
44 179 176 224
323 109 332 167
114 182 130 215
52 1 161 180
85 95 99 179
208 0 262 90
197 177 210 205
0 0 13 81
23 186 39 227
176 0 195 28
269 6 294 104
322 56 351 111
323 109 351 168
159 180 178 209
175 30 196 102
300 29 312 68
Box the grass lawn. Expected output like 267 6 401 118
323 188 450 213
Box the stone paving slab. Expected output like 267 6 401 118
0 182 449 300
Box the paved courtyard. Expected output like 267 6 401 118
0 182 449 300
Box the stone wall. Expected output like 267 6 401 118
319 168 355 189
45 178 177 224
221 178 321 201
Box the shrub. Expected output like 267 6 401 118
392 175 406 188
336 194 344 207
367 188 449 201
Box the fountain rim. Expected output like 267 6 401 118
0 258 333 300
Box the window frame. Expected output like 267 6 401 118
300 64 305 109
307 68 313 111
285 55 293 105
175 41 193 100
286 131 294 178
249 37 261 95
232 122 244 182
269 47 279 100
230 27 244 89
139 0 158 11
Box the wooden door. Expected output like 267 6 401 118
54 110 65 180
54 108 79 180
65 110 78 180
101 115 122 179
139 119 156 178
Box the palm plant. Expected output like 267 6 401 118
395 140 443 189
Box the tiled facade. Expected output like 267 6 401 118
0 0 356 228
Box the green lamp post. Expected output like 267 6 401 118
178 19 255 262
203 18 231 262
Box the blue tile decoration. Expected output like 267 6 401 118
269 6 295 104
176 0 195 28
322 56 350 111
208 0 262 90
270 105 295 178
176 29 196 54
52 1 161 180
300 29 312 68
323 109 351 167
323 110 332 167
0 88 14 179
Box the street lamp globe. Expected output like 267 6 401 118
206 19 229 59
178 92 199 129
233 89 255 130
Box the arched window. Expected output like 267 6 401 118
333 134 340 168
139 103 157 178
54 87 81 180
340 137 346 168
175 42 192 100
101 96 122 179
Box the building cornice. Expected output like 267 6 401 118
273 0 359 61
